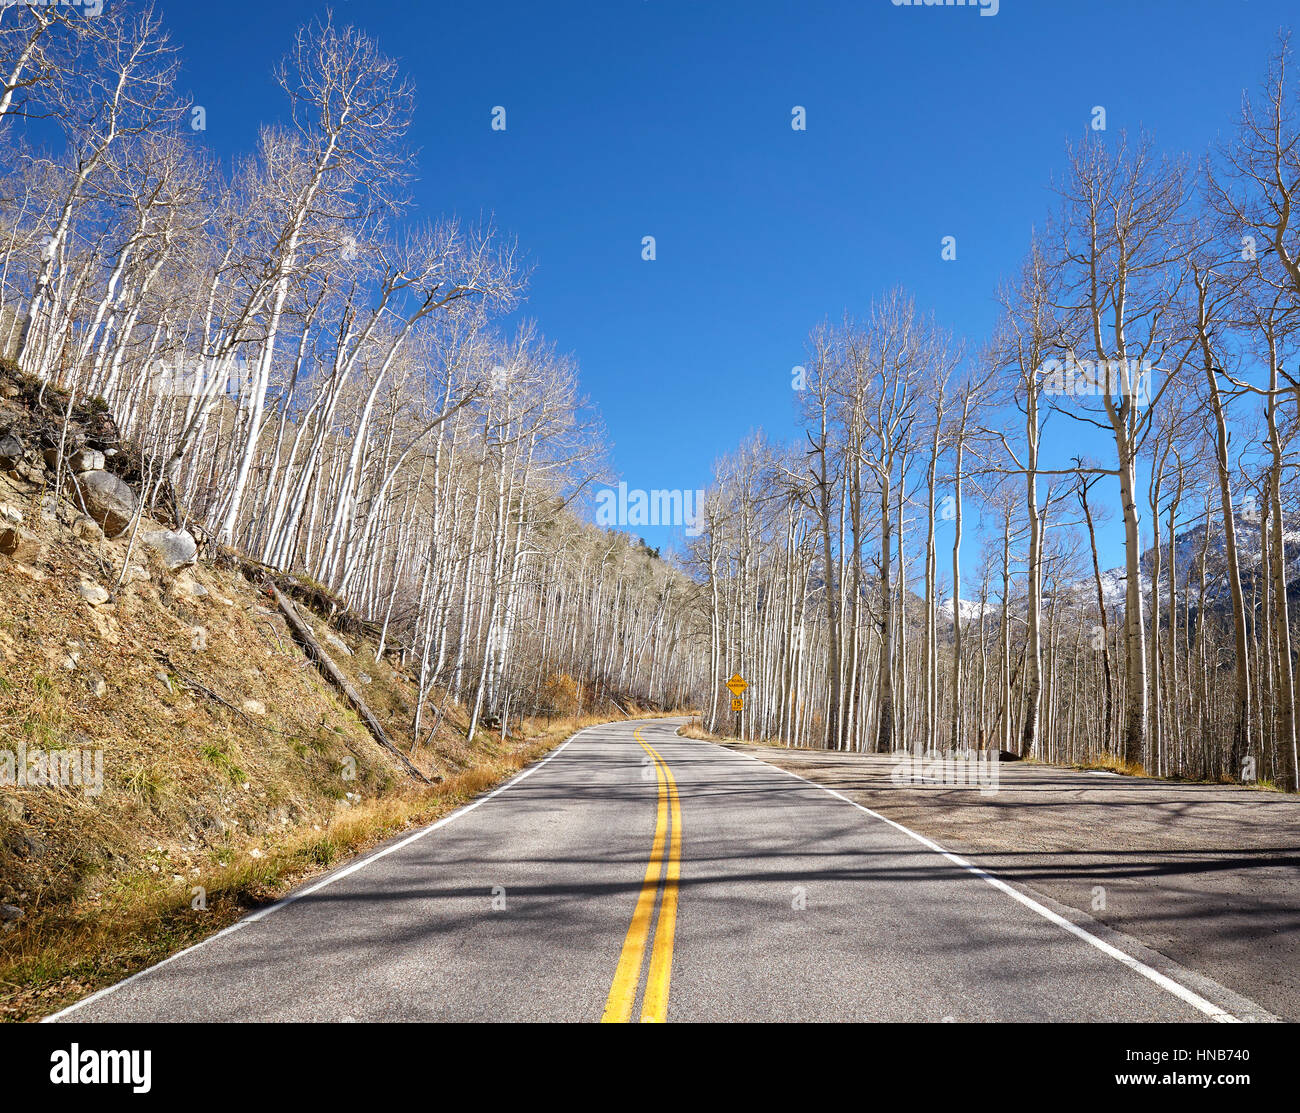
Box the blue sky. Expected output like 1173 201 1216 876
157 0 1296 570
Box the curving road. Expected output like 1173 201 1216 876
48 719 1266 1022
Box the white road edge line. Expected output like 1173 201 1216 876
721 744 1240 1024
43 722 608 1023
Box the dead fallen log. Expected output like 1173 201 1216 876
271 586 434 785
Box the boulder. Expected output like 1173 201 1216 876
77 580 111 606
0 502 21 525
0 432 22 469
69 447 105 473
72 515 104 542
70 469 135 537
0 526 42 563
142 528 197 570
174 573 207 598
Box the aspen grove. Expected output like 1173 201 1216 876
0 4 705 739
689 41 1300 795
6 4 1300 794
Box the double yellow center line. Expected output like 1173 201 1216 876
600 729 682 1023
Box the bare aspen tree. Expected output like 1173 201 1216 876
991 241 1058 757
217 16 415 545
1049 133 1190 768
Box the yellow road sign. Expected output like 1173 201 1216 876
726 673 747 697
731 698 743 712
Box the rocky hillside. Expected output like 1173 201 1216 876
0 361 634 1020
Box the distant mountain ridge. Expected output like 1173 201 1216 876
1089 511 1300 610
930 511 1300 624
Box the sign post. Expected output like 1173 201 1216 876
726 673 747 738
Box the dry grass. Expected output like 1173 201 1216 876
1069 752 1149 777
677 716 818 750
0 506 396 919
678 716 721 742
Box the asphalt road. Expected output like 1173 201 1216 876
49 719 1269 1022
729 743 1300 1021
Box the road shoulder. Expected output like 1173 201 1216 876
719 740 1296 1022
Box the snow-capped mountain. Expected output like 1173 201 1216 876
1073 511 1300 612
936 596 992 624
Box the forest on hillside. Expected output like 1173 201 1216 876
5 3 1300 792
0 2 704 742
